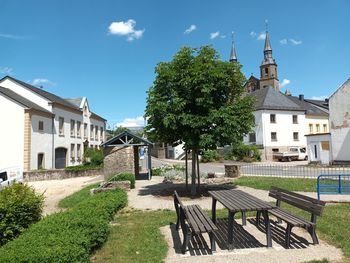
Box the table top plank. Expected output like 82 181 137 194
208 189 272 212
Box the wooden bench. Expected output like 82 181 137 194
257 187 326 248
174 190 218 254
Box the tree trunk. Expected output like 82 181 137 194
197 152 200 193
191 149 197 196
185 148 188 191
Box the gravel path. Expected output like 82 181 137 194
28 175 104 215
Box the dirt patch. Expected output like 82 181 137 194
28 175 103 215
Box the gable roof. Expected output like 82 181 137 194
288 96 328 116
1 76 106 121
249 87 304 111
329 78 350 100
101 131 153 147
0 86 52 114
65 98 83 108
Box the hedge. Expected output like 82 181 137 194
0 188 127 263
108 173 135 189
0 184 44 245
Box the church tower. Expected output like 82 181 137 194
259 24 279 91
229 32 237 63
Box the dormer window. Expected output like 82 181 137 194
84 105 88 117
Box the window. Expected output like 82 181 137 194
77 121 81 138
70 120 75 137
37 153 44 169
323 124 327 133
270 114 276 123
90 125 94 140
271 132 277 141
249 133 256 143
38 121 44 132
59 117 64 136
0 171 8 182
293 132 299 141
264 67 268 76
84 123 88 139
309 124 313 134
316 124 320 133
100 127 104 141
77 144 81 160
71 144 75 160
292 115 298 124
95 125 98 141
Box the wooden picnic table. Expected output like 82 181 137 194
208 189 273 249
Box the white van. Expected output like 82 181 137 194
0 166 23 189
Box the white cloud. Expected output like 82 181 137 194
250 31 266 41
279 79 291 88
280 38 288 45
0 67 13 74
0 33 27 40
289 38 302 45
184 25 196 34
257 32 266 40
31 78 55 86
311 95 328 101
117 116 145 127
108 19 145 41
250 31 257 37
210 31 220 39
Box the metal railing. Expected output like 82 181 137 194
240 163 350 179
317 174 350 200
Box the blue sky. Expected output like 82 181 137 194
1 0 349 128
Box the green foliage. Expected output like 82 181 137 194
226 143 261 162
108 173 136 189
201 149 220 163
84 148 104 166
145 46 254 151
64 163 102 172
113 126 130 136
0 189 127 263
0 183 44 246
58 183 100 208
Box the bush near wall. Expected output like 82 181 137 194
0 184 44 246
0 188 127 263
108 173 135 189
225 143 261 162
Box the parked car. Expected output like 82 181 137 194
0 166 23 189
273 147 308 162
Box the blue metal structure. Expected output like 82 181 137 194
317 174 350 200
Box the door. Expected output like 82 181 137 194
55 148 67 169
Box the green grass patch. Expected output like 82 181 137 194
234 176 319 192
58 183 100 208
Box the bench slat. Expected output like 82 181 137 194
270 207 312 227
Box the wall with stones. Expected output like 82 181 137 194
24 168 104 181
103 146 135 179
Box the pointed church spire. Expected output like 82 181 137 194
229 31 237 63
262 20 275 65
264 20 272 52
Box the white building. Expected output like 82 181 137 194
0 76 106 171
307 78 350 164
244 87 329 161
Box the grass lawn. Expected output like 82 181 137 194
233 176 319 192
91 203 350 263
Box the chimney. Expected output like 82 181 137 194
325 98 329 103
299 94 304 101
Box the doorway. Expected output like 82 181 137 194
55 148 67 169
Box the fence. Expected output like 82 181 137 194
240 163 350 179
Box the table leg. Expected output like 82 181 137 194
242 211 247 226
228 211 234 250
263 210 272 248
211 198 217 224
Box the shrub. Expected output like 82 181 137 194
201 150 220 163
226 143 261 162
83 148 104 166
108 173 135 189
0 183 44 246
65 163 102 172
152 167 162 176
0 189 127 263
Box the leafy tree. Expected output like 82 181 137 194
145 46 254 195
113 126 130 136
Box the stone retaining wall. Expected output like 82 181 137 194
24 168 104 182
